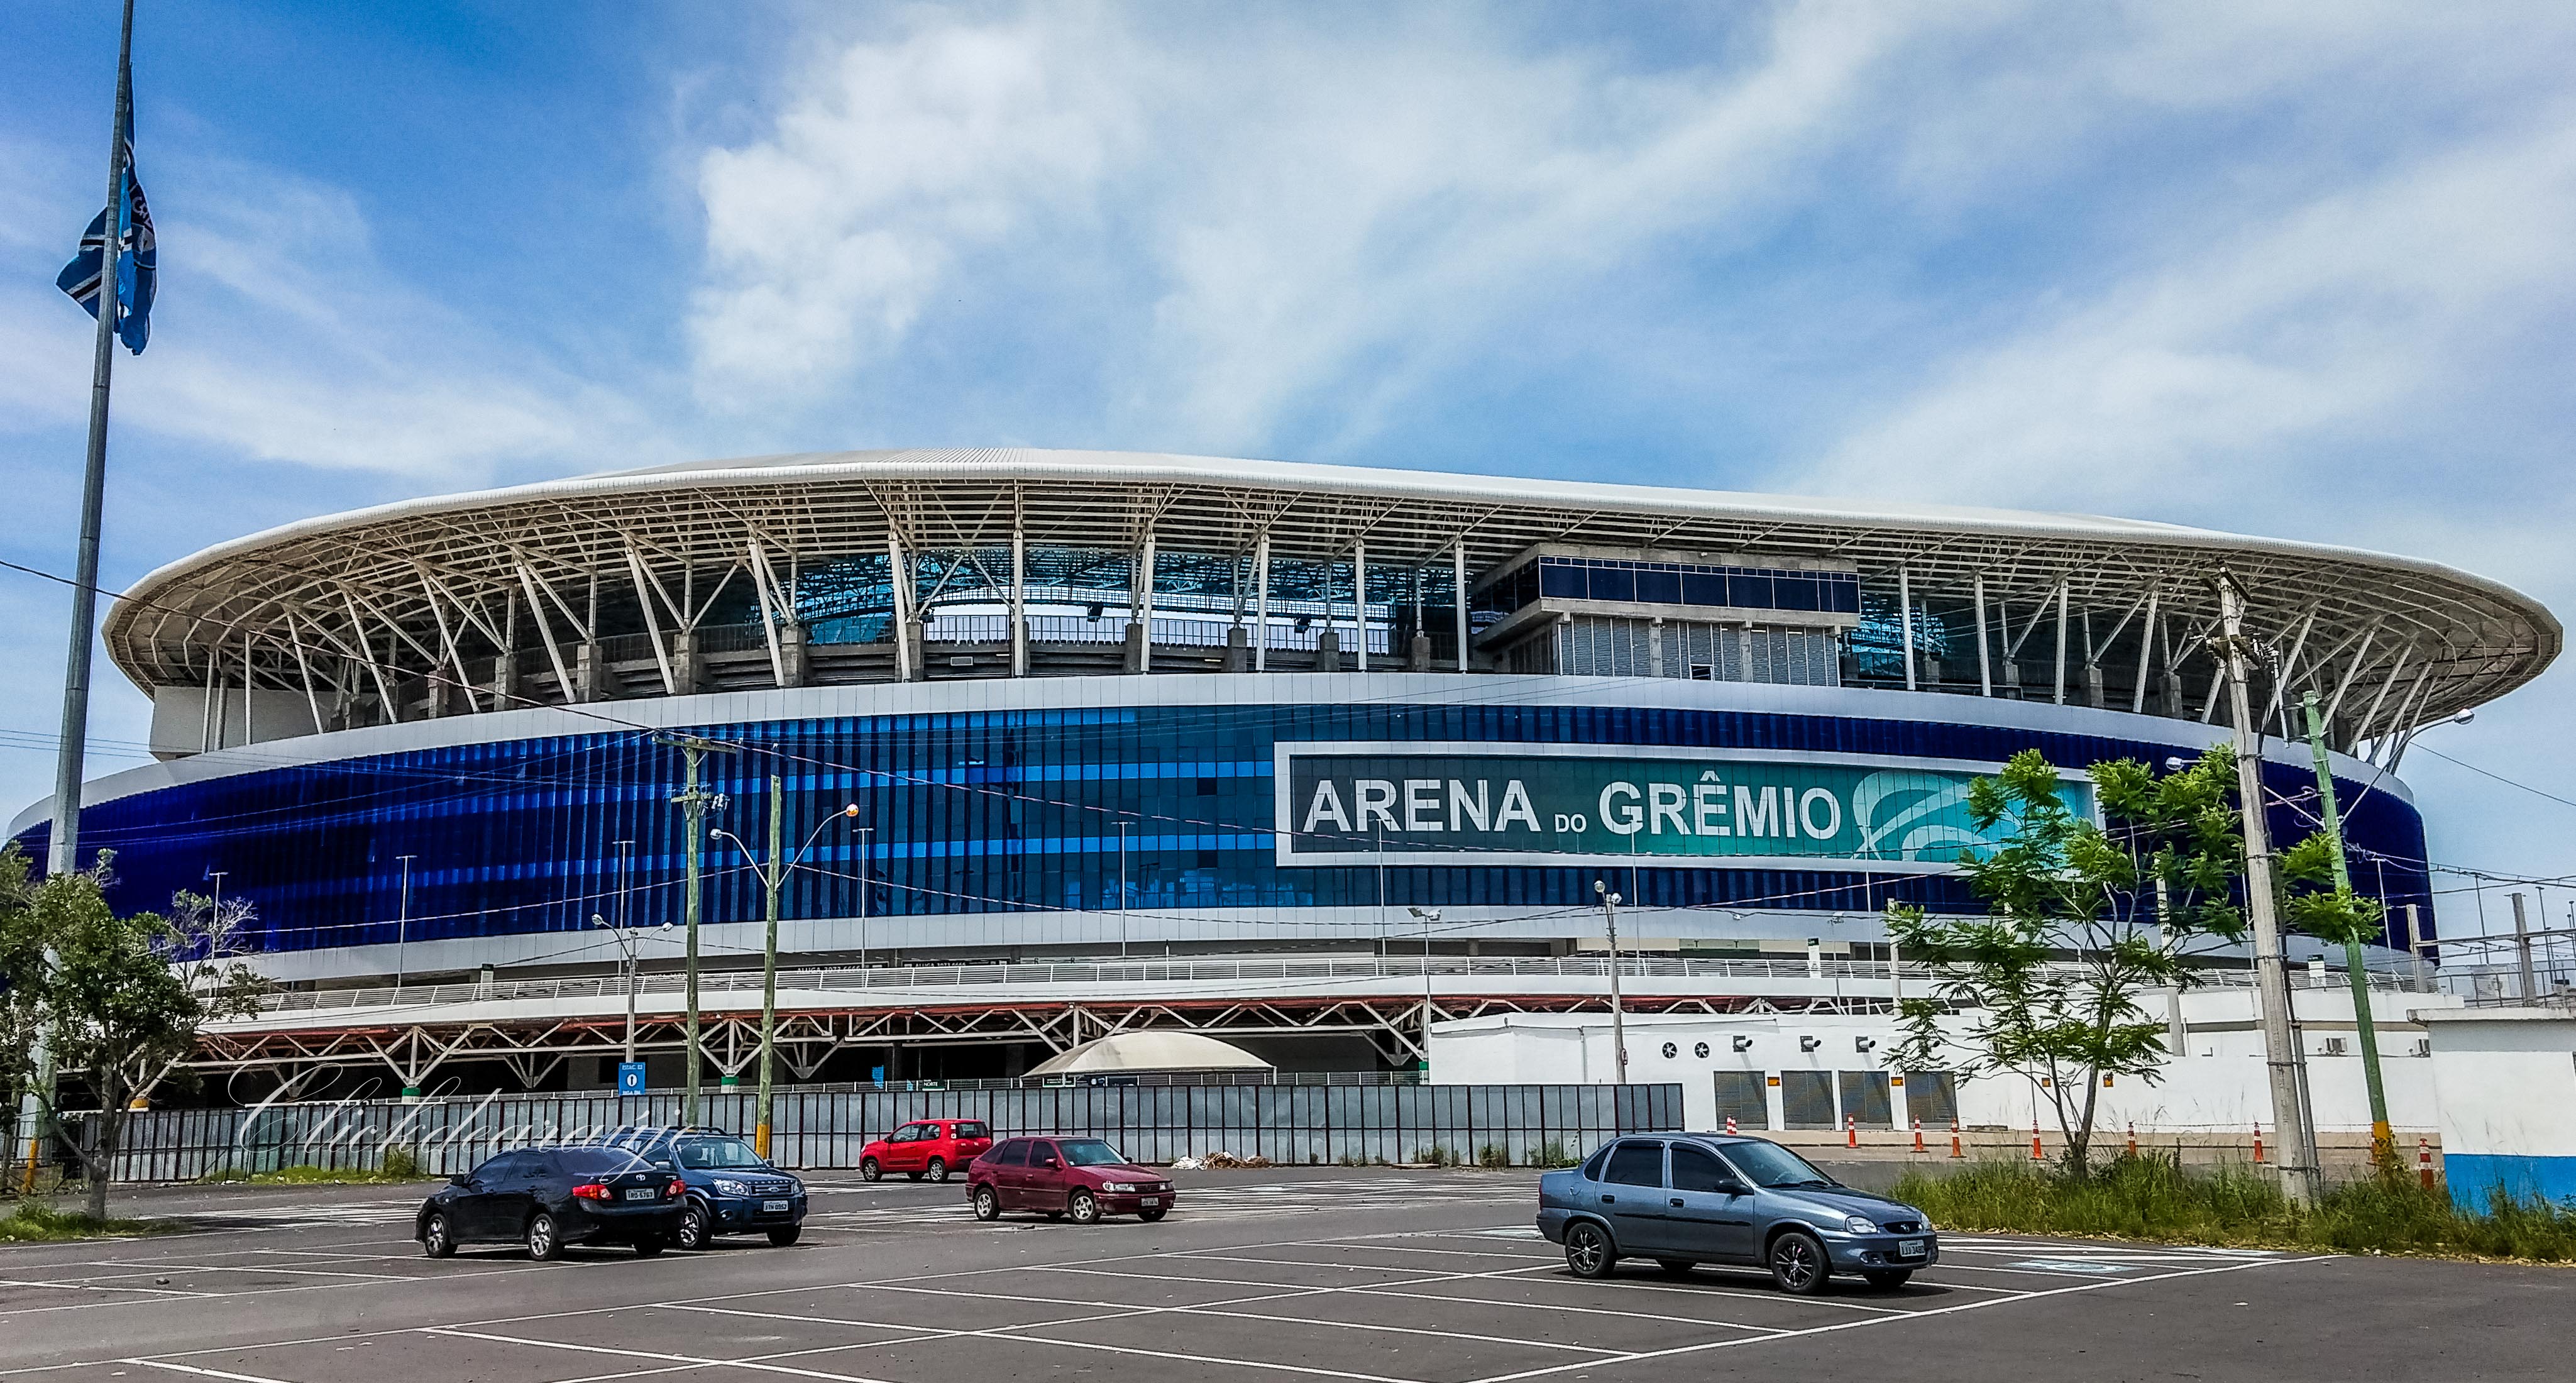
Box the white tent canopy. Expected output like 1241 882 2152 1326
1025 1031 1274 1077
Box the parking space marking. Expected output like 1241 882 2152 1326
125 1362 302 1383
426 1327 897 1382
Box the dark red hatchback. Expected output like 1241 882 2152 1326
967 1137 1174 1225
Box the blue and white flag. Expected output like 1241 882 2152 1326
57 136 156 355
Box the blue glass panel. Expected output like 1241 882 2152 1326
1726 573 1774 608
1633 570 1682 604
1539 563 1587 599
1586 566 1635 602
1681 573 1726 606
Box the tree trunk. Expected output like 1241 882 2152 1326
84 1070 126 1221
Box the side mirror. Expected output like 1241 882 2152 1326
448 1173 471 1187
1039 1156 1060 1169
1717 1181 1751 1196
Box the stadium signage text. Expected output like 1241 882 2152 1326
1274 743 2091 872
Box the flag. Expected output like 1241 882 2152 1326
57 136 156 355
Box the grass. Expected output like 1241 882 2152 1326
1891 1154 2576 1262
199 1145 430 1186
0 1201 180 1243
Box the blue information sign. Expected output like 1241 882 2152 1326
617 1061 647 1096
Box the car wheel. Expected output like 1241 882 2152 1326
1562 1220 1616 1279
633 1237 666 1258
676 1201 712 1251
926 1157 949 1183
1138 1207 1168 1223
860 1158 881 1182
1862 1269 1913 1290
1067 1189 1103 1225
766 1226 801 1247
1654 1259 1697 1276
421 1212 456 1259
1769 1230 1829 1296
972 1186 1001 1221
526 1211 563 1262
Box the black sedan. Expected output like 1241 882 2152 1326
417 1147 686 1259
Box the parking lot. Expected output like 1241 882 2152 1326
1 1166 2566 1382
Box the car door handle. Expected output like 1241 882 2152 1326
1600 1194 1616 1203
1670 1198 1685 1208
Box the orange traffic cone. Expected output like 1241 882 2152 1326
2030 1118 2044 1161
2418 1137 2435 1191
2126 1121 2137 1157
1949 1118 1964 1159
1912 1118 1925 1154
1846 1113 1859 1149
2253 1121 2265 1164
1724 1114 1737 1136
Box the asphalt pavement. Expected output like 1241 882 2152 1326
0 1165 2564 1382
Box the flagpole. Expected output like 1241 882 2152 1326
20 0 135 1194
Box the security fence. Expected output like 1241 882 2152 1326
97 1081 1685 1184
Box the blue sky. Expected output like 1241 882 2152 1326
4 1 2573 938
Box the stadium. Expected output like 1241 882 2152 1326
9 449 2559 1100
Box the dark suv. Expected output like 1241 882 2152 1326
417 1145 685 1259
1537 1133 1939 1293
597 1127 810 1249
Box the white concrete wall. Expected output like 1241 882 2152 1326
1431 986 2459 1137
2419 1010 2576 1158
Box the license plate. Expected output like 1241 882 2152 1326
762 1199 790 1213
1896 1238 1926 1259
1140 1198 1160 1208
623 1188 657 1201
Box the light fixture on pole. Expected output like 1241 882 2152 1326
713 784 857 1159
589 912 641 1084
1407 907 1441 1074
393 855 416 991
1592 881 1629 1086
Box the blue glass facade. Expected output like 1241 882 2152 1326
1476 556 1863 621
12 698 2433 961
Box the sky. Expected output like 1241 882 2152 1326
2 1 2572 940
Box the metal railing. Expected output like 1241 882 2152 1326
245 952 2436 1018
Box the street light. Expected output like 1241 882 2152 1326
590 912 644 1081
1407 907 1441 1076
1592 881 1628 1086
713 781 859 1159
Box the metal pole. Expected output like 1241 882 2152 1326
1116 821 1130 959
2513 893 2536 1000
1353 541 1368 673
857 825 872 983
663 737 738 1125
1593 881 1628 1085
2303 690 2392 1164
23 0 136 1193
1898 568 1917 690
395 856 415 989
1252 534 1270 673
757 774 782 1159
2218 575 2320 1203
1453 542 1470 674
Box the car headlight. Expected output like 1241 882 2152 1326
1100 1181 1138 1193
1844 1215 1878 1234
711 1179 753 1196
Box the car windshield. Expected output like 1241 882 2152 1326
1721 1140 1839 1189
673 1136 764 1170
1055 1139 1128 1167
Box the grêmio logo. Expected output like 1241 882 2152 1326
1274 745 2089 870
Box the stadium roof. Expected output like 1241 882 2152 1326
103 448 2557 735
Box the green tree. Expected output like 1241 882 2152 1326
1887 746 2250 1173
1 846 263 1218
1 846 43 1166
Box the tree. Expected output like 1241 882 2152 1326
0 846 263 1218
0 846 43 1162
1886 746 2251 1173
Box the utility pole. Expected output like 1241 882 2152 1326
1409 907 1441 1073
590 913 639 1073
1593 881 1629 1086
661 733 739 1127
2216 574 2320 1204
2302 690 2393 1166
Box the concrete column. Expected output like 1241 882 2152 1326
672 627 704 695
1225 625 1249 673
1316 629 1341 673
576 641 615 702
780 620 809 688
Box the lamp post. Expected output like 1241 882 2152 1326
714 780 858 1160
658 732 740 1128
1408 906 1441 1075
590 912 641 1075
393 856 415 990
856 825 874 984
1593 881 1628 1086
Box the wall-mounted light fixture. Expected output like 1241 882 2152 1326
1731 1035 1755 1053
1798 1035 1820 1052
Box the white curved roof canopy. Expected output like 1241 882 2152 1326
104 448 2558 741
1024 1030 1274 1076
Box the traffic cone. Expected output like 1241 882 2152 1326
1912 1118 1925 1154
2030 1118 2044 1161
1949 1117 1963 1159
2126 1121 2137 1157
1846 1113 1859 1149
1725 1114 1737 1136
2252 1121 2265 1164
2418 1137 2435 1191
